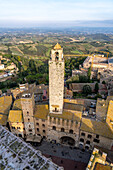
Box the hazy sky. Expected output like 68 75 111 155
0 0 113 27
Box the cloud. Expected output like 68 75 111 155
0 0 113 25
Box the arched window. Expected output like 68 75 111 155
86 140 90 145
29 129 32 132
19 134 22 137
80 138 84 142
55 52 59 61
81 132 85 136
53 126 56 130
85 146 89 150
88 134 92 139
61 128 65 132
43 130 45 133
69 129 73 134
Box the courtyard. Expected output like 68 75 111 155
34 141 91 163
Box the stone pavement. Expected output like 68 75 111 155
44 154 87 170
34 141 91 164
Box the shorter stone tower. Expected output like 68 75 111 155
49 43 64 114
21 92 35 136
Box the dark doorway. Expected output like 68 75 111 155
60 136 75 146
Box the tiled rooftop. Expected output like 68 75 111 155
0 96 12 125
96 98 108 121
34 103 82 121
8 110 23 123
13 99 22 110
96 97 113 121
0 114 7 126
64 102 83 112
49 110 82 122
0 96 12 114
0 125 63 170
81 118 113 139
34 104 49 120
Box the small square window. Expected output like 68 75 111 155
29 129 32 132
81 132 85 136
43 130 45 133
93 138 100 143
88 134 92 139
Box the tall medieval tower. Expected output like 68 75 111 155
21 92 35 136
49 43 64 114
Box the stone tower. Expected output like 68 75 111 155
49 43 64 114
21 92 35 136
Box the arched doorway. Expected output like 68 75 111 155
60 136 75 146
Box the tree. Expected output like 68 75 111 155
102 81 106 84
29 59 37 73
95 93 102 100
87 67 91 80
83 85 92 95
79 75 88 83
95 83 99 93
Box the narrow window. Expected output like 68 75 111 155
69 129 73 134
53 126 56 130
61 128 65 132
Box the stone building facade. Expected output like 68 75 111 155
8 110 25 138
79 130 113 150
47 111 81 147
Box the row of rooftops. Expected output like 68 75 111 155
0 82 113 140
7 96 113 139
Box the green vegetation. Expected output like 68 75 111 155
66 75 88 84
102 80 106 84
95 83 99 93
83 85 92 95
0 32 113 92
65 57 86 77
0 53 48 90
87 66 91 80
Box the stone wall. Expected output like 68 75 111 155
47 116 80 147
34 118 47 139
79 130 113 150
9 122 25 138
